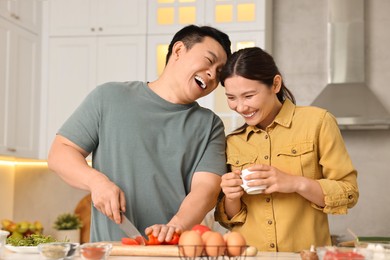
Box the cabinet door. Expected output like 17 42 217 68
97 0 147 35
0 18 39 158
0 19 11 155
49 0 95 36
146 34 171 81
0 0 40 33
0 1 9 18
204 0 268 32
97 35 146 84
46 37 97 155
147 0 205 34
49 0 147 36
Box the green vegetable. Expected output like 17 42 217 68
6 233 57 246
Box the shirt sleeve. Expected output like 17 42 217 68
194 114 227 176
214 196 248 229
58 85 104 153
316 112 359 214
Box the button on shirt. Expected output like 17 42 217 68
215 99 359 252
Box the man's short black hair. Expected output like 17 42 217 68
165 24 231 64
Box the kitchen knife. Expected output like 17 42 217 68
118 212 145 245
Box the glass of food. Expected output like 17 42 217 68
38 242 71 260
80 242 112 260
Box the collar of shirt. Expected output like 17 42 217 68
230 99 296 141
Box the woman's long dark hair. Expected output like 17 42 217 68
220 47 295 104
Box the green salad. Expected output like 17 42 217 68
6 234 57 246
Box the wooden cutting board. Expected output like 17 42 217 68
110 243 179 256
109 242 258 257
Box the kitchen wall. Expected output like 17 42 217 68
0 161 88 237
273 0 390 239
12 164 89 236
0 161 15 220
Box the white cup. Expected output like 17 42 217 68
241 169 267 195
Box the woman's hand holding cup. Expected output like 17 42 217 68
241 169 267 194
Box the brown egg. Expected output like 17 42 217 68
226 231 246 256
201 230 213 243
223 232 229 242
178 230 204 257
204 231 226 257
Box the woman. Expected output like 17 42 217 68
214 47 359 252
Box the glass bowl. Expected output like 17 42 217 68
316 246 371 260
38 242 71 260
356 242 390 259
80 242 112 260
61 242 79 259
65 242 80 259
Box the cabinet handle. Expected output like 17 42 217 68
7 147 17 153
98 27 103 31
11 13 20 20
91 28 95 32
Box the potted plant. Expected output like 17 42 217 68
53 213 83 243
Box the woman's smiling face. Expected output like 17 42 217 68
224 75 282 129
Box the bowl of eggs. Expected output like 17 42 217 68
178 230 254 260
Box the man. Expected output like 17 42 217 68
48 25 231 243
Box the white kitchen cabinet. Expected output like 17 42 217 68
0 0 40 33
48 0 146 36
0 17 40 158
44 36 146 157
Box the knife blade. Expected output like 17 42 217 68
118 212 145 245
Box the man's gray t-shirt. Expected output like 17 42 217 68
58 81 227 241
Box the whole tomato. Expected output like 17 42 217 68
146 234 161 245
146 233 180 245
191 224 211 236
163 232 180 245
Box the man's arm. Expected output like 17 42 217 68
145 171 222 241
170 171 221 229
48 135 126 224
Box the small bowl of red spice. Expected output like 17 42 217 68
80 243 112 260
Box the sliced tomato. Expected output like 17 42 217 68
324 251 364 260
163 232 180 245
136 235 147 245
121 237 140 245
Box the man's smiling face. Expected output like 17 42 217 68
173 36 228 103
